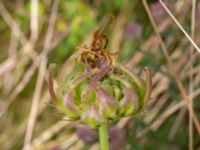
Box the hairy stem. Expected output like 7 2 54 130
99 124 109 150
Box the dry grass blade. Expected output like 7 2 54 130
0 58 16 76
23 1 60 149
137 101 184 138
31 121 70 149
137 86 200 139
189 0 196 149
0 16 68 119
159 0 200 55
168 108 186 140
0 61 38 118
142 0 200 135
154 88 200 130
0 3 38 60
23 58 47 150
110 0 133 54
0 3 26 45
30 0 38 43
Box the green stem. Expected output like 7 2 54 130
99 124 109 150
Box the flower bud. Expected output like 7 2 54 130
48 61 151 128
48 23 152 128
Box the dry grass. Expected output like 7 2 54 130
0 0 199 149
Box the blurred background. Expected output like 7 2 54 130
0 0 200 149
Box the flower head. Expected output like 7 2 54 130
48 16 152 128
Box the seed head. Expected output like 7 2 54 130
48 15 152 128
